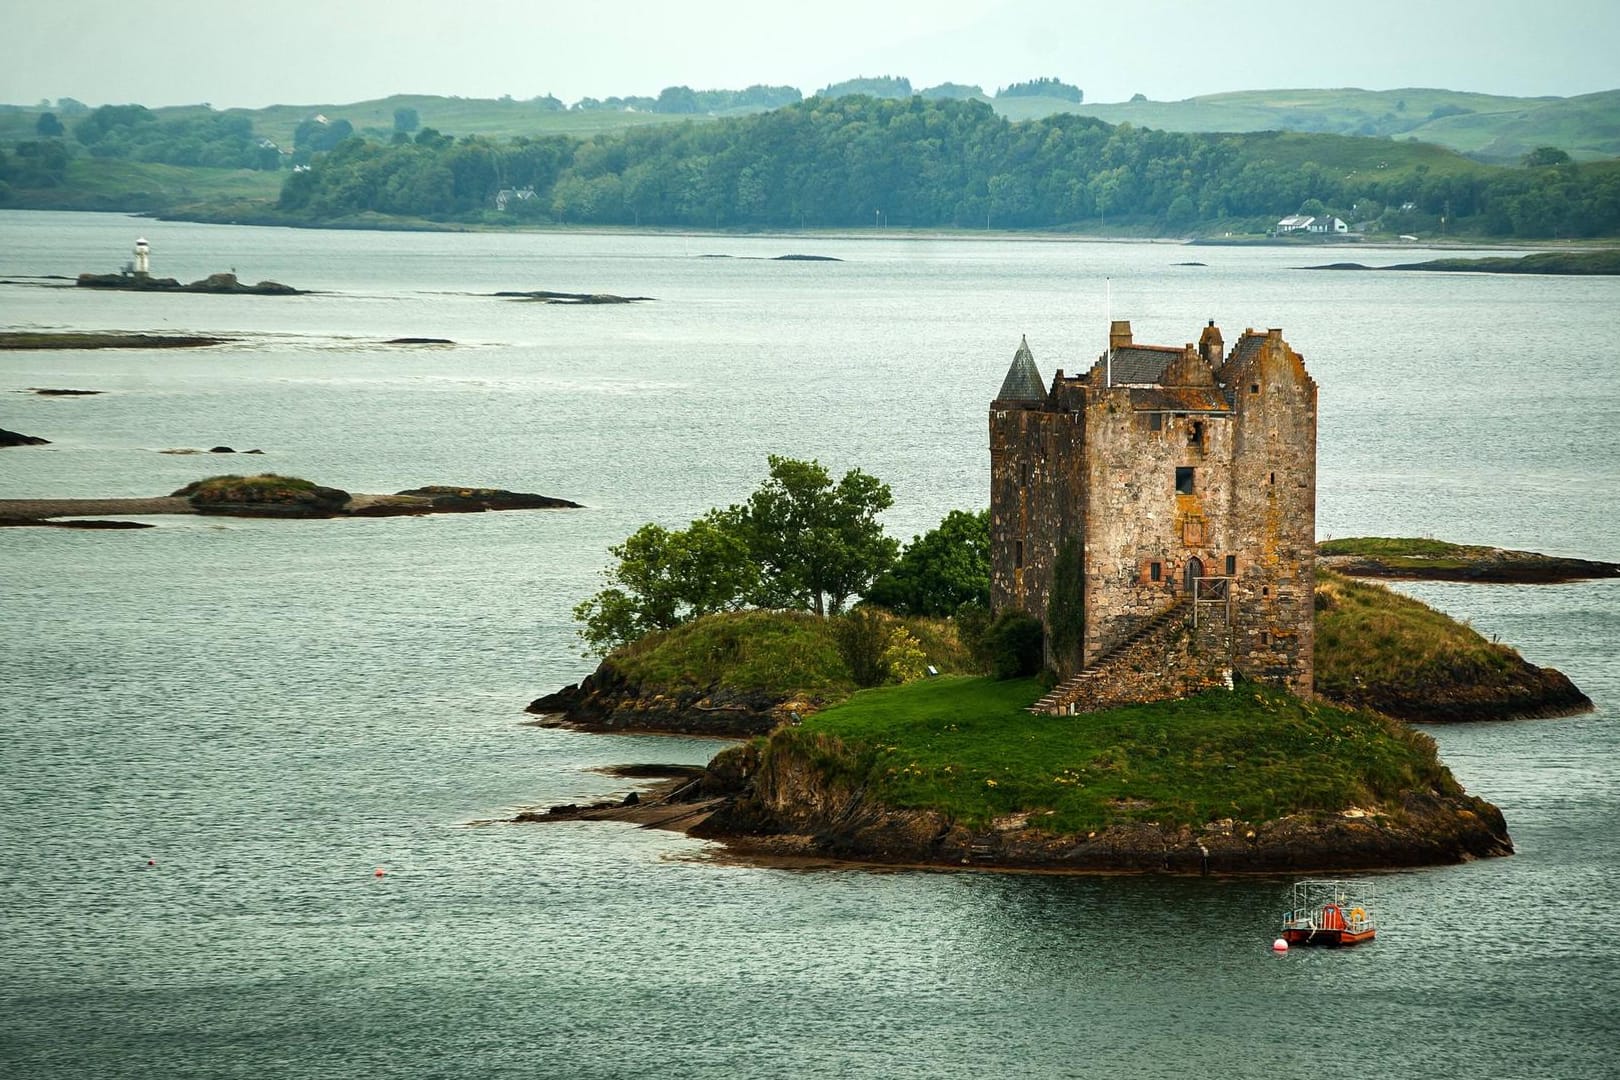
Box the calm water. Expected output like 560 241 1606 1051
2 211 1617 1079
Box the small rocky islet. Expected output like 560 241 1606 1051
0 474 582 527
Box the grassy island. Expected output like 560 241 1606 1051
775 677 1450 832
687 676 1511 872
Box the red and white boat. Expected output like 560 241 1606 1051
1280 879 1377 947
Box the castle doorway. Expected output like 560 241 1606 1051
1184 556 1205 593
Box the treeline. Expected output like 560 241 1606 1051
275 94 1620 237
71 104 282 170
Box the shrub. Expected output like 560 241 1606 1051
978 609 1044 679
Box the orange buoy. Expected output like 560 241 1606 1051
1272 938 1288 953
374 867 386 877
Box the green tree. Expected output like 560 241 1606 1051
865 509 989 616
35 112 65 137
1522 146 1572 167
572 512 758 655
736 455 898 617
393 107 420 134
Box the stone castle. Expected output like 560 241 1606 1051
989 319 1318 714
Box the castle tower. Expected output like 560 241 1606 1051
989 320 1317 705
133 238 150 276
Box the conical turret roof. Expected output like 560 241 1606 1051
996 335 1047 403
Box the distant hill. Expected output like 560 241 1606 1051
993 87 1620 163
6 85 1616 164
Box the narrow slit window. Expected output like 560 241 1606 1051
1225 555 1236 576
1149 413 1163 431
1150 561 1162 582
1175 467 1195 495
1189 420 1204 446
1250 383 1260 394
1269 472 1276 485
1260 631 1270 646
1015 539 1024 569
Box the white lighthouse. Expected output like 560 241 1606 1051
133 237 150 276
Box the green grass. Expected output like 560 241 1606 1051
1313 569 1520 702
4 158 281 214
607 608 973 698
1389 250 1620 275
1318 536 1473 558
780 676 1454 832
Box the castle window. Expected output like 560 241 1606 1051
1150 561 1162 582
1269 472 1276 485
1262 586 1270 597
1149 413 1162 431
1225 555 1236 576
1250 383 1259 394
1020 461 1029 485
1260 631 1271 646
1175 467 1195 495
1189 420 1204 447
1015 539 1024 569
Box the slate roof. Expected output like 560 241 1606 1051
1128 386 1232 413
1104 344 1182 385
996 335 1048 403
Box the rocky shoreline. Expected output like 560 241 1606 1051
517 743 1514 875
75 271 303 295
0 487 582 527
1320 548 1620 584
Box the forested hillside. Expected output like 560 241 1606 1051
273 95 1620 238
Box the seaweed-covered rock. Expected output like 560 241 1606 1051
172 474 350 518
395 486 582 512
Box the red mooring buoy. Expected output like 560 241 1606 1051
1272 938 1288 953
374 867 386 877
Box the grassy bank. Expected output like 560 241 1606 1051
778 677 1454 832
1312 568 1586 718
607 608 974 699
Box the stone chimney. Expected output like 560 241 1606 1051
1109 320 1133 351
1198 319 1223 366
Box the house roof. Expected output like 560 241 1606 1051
1277 215 1314 228
996 335 1047 403
1105 344 1182 385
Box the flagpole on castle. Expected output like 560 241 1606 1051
1105 276 1112 387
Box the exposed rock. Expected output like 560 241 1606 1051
492 289 654 304
527 663 805 737
209 446 236 454
1 332 228 350
75 272 304 295
687 738 1513 873
394 486 582 512
0 517 154 530
27 387 103 395
385 337 454 345
1 427 49 447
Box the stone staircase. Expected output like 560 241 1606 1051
1029 599 1192 715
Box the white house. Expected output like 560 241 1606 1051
1276 214 1348 234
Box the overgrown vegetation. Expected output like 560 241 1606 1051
1312 568 1526 708
605 608 972 698
573 456 897 654
781 677 1458 832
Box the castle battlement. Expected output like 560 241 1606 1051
990 320 1318 704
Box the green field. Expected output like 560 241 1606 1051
777 676 1454 831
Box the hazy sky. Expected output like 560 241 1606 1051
6 0 1618 109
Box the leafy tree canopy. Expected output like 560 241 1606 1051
865 509 990 617
999 77 1082 102
1522 146 1572 167
573 456 899 654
